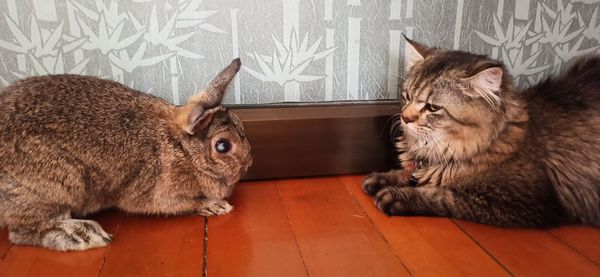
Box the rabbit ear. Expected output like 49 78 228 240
201 58 241 109
183 105 222 135
177 59 241 134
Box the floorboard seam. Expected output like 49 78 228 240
202 217 208 277
1 243 13 260
96 247 110 277
339 177 414 276
275 182 311 277
96 217 121 277
451 220 514 276
546 230 600 267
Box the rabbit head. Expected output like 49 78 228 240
173 59 252 198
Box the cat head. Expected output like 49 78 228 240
399 37 522 162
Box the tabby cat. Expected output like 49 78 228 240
363 37 600 227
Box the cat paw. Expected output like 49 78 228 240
198 200 233 216
33 219 111 251
374 187 406 216
363 173 393 196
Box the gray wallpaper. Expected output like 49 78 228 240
0 0 599 104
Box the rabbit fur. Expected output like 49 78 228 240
0 59 251 251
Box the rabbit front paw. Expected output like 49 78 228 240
197 199 234 216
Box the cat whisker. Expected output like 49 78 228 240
431 132 463 169
429 132 454 168
473 87 502 108
389 71 407 80
383 114 403 142
430 134 446 165
390 123 401 142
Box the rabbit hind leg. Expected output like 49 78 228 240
38 218 112 251
1 180 112 251
9 215 112 251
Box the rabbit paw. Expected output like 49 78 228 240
43 219 112 251
10 219 112 251
198 200 234 216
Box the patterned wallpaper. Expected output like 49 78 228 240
0 0 599 104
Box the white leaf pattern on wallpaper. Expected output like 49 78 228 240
475 0 600 86
0 0 598 104
583 6 600 42
346 17 361 100
242 0 336 102
243 32 336 87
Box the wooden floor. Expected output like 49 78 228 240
0 176 599 276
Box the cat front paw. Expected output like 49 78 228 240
198 199 234 216
363 173 393 196
374 187 407 216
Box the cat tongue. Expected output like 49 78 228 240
402 160 417 180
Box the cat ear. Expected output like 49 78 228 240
464 67 504 106
177 58 241 134
470 67 503 92
403 34 432 70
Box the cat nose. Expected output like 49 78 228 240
402 113 417 123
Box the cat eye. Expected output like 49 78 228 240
424 103 442 112
215 139 232 154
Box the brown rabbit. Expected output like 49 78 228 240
0 59 251 251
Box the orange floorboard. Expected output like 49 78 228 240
276 178 410 276
456 221 600 276
207 182 307 276
340 176 509 276
549 226 600 265
0 229 10 260
0 176 598 276
98 214 204 276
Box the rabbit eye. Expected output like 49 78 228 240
215 139 232 154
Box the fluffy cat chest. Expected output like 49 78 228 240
400 158 471 187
